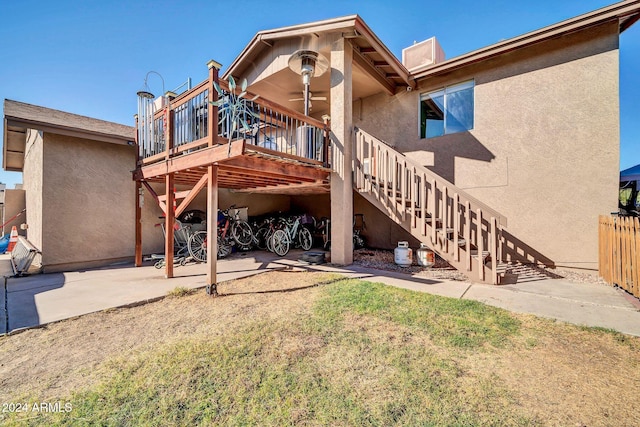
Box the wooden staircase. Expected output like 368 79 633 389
353 127 507 284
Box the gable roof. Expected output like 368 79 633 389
412 0 640 79
223 14 414 93
3 99 135 172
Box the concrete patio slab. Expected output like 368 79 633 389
2 249 639 337
463 280 640 336
5 250 294 332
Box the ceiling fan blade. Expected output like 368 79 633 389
288 97 304 102
310 96 327 101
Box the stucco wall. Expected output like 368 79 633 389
189 188 291 222
354 22 620 270
3 189 26 236
23 129 43 250
40 133 137 269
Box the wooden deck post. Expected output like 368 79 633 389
135 180 143 267
207 60 222 147
206 164 219 295
165 173 175 278
134 113 143 268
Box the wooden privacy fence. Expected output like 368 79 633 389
599 215 640 298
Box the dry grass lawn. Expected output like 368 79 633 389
0 271 638 426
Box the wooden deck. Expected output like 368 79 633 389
135 139 330 194
133 63 334 289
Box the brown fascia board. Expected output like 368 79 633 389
3 99 135 145
223 15 413 88
2 117 9 171
411 0 640 79
352 17 413 88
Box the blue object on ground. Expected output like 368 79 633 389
0 234 9 254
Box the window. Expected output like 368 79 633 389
420 80 474 138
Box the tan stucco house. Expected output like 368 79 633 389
3 0 639 285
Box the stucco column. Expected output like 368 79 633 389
330 38 353 265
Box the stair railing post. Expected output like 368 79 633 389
392 154 398 210
430 179 437 245
421 172 427 236
465 201 471 271
383 147 389 209
491 216 498 284
454 193 460 262
442 186 448 254
411 167 417 230
477 208 484 282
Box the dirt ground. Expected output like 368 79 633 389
1 269 639 425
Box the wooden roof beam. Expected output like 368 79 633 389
352 47 396 95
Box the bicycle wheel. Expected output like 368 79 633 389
188 231 207 262
298 227 313 250
271 229 289 256
218 235 232 258
231 220 253 247
255 227 269 250
266 230 274 252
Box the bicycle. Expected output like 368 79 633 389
152 218 193 269
252 216 277 251
269 215 313 256
187 206 254 262
316 214 366 251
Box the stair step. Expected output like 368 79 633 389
455 238 466 247
470 250 491 260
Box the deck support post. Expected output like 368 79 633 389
135 180 143 267
329 38 353 265
164 174 175 278
206 164 219 296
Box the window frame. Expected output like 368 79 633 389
419 79 475 139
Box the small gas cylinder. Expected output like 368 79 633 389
416 243 435 267
394 241 413 266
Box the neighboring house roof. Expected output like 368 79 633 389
621 163 640 181
3 99 135 172
412 0 640 79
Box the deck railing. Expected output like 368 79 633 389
138 77 328 165
354 127 507 284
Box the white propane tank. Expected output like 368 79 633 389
416 243 435 267
394 241 413 266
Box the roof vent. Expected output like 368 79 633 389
402 37 445 71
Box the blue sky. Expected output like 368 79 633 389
0 0 638 187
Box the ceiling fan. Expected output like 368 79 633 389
288 91 327 110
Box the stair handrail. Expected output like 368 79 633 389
353 127 507 226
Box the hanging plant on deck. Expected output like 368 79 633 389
210 76 260 156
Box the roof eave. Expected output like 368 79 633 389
5 115 134 146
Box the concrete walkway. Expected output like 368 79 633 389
2 250 639 336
